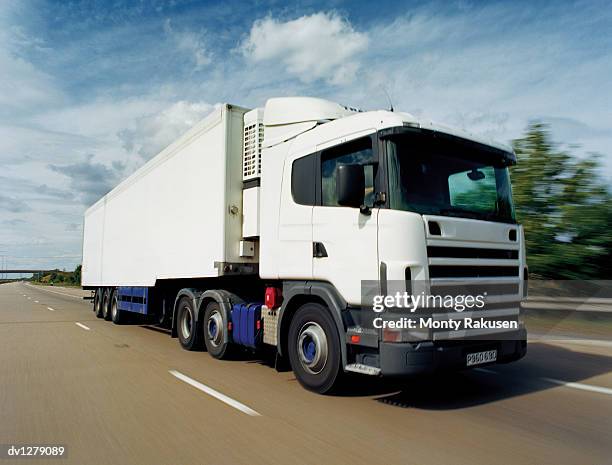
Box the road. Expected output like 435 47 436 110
1 281 611 465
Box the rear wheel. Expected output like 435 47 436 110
203 301 232 359
111 292 126 324
287 302 343 394
94 288 103 318
177 296 202 350
102 288 113 321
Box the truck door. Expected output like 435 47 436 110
312 134 380 305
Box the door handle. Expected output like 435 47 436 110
313 242 328 258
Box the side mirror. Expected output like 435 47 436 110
467 168 485 181
336 164 365 208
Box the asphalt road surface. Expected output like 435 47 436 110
1 281 611 465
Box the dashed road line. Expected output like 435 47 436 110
34 300 39 303
75 322 90 331
24 284 83 299
169 370 261 417
474 367 612 397
47 307 55 312
542 378 612 396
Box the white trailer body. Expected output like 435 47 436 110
82 104 253 287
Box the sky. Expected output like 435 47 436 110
0 0 611 273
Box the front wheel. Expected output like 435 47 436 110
287 302 343 394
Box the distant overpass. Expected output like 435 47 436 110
0 270 56 274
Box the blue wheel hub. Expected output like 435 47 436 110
296 322 329 375
209 320 217 338
302 338 316 363
207 310 224 347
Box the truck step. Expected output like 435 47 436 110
344 363 381 376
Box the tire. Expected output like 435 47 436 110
102 288 113 321
177 296 202 350
287 302 343 394
203 301 232 359
94 288 104 318
111 292 126 324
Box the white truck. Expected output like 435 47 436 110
82 97 527 393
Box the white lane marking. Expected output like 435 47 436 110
474 368 498 374
47 307 55 312
25 284 82 299
169 370 261 417
539 338 612 349
23 294 26 297
542 378 612 396
34 300 39 303
75 322 90 331
27 297 31 300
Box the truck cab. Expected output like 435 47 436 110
256 97 526 389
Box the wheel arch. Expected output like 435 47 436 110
171 288 243 342
201 289 244 345
277 281 348 367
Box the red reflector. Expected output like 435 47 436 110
265 287 283 309
256 320 261 330
383 328 402 342
228 322 233 331
350 334 361 344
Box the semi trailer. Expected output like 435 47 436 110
82 96 527 393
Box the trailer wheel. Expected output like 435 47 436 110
203 301 232 359
177 296 202 350
111 292 126 325
102 288 113 321
287 302 343 394
94 288 103 318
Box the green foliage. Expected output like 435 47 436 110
34 264 82 285
511 123 612 279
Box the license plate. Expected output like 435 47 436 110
467 349 497 367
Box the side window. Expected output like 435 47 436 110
292 153 316 206
321 137 375 207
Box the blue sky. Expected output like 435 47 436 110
0 0 611 272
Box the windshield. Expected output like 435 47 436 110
385 132 516 223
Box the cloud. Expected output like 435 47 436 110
0 193 31 212
37 184 74 201
164 19 211 71
2 218 26 227
118 100 218 160
0 2 63 117
65 222 81 232
48 155 124 205
240 12 369 85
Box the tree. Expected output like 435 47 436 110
511 123 612 279
73 265 82 285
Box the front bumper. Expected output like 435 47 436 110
378 328 527 377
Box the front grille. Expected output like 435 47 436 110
429 266 519 278
431 282 520 296
427 246 518 260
